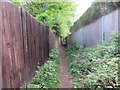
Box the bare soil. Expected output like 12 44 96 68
58 45 73 88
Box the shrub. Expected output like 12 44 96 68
66 34 120 88
28 48 60 88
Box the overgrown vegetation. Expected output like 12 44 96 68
28 48 60 88
10 0 77 38
72 1 120 32
66 34 120 88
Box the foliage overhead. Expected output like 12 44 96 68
10 0 77 38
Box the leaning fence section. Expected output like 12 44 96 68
1 2 55 88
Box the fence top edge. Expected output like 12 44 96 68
2 1 50 29
21 8 46 26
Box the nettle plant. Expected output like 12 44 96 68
66 33 120 88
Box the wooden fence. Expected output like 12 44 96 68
0 2 55 88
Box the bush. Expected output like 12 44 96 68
27 48 60 88
66 34 120 88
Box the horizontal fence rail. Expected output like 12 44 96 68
0 2 55 88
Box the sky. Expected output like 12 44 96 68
8 0 95 21
74 0 95 20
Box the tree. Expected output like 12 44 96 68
10 0 22 6
11 0 77 38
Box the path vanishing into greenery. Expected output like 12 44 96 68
58 45 73 88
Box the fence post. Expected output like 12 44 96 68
0 1 2 89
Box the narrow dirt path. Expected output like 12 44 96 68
58 45 73 88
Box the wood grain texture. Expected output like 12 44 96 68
0 1 2 89
2 2 55 88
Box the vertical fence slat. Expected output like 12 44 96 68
0 1 2 89
26 12 31 83
21 8 27 87
40 25 43 64
7 3 24 87
46 26 49 58
38 22 42 65
2 2 13 88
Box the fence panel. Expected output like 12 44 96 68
2 2 55 88
67 9 119 47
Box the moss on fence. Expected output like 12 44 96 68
71 1 120 32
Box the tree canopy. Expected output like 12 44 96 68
10 0 77 38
